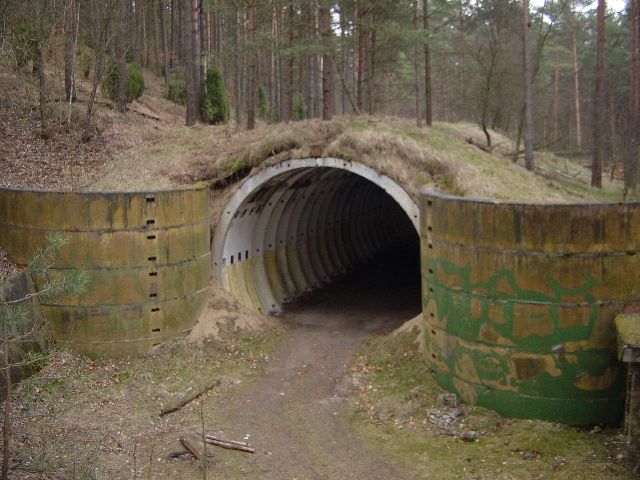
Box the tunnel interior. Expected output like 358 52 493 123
215 165 422 319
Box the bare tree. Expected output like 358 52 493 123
413 0 422 127
424 0 432 126
246 1 256 130
83 0 117 142
523 0 535 170
591 0 606 188
627 0 640 191
64 0 79 103
320 0 334 121
184 0 197 126
116 0 127 113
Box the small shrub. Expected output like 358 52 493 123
257 85 269 121
10 22 38 69
201 68 229 124
101 60 145 103
78 45 93 79
292 93 308 121
165 73 186 105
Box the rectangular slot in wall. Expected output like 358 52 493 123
149 293 158 298
146 196 156 203
148 256 157 261
146 219 156 226
152 328 160 333
149 271 158 277
147 235 156 240
151 307 160 312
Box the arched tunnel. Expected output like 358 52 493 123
212 158 422 318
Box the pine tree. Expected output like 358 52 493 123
201 67 229 124
257 85 269 121
292 93 308 121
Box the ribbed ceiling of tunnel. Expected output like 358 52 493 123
216 166 418 315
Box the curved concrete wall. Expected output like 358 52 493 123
0 186 210 357
212 159 419 314
421 189 640 424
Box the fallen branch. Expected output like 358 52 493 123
159 379 221 416
205 438 255 454
465 137 493 153
205 434 250 447
180 437 203 460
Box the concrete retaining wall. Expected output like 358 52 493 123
0 186 211 357
421 189 640 424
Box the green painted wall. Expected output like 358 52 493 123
421 190 640 425
0 186 211 357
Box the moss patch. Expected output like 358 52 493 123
348 330 631 479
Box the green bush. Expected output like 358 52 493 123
101 60 145 103
201 68 229 124
10 22 38 69
257 85 269 121
78 45 93 78
292 93 308 121
165 73 186 105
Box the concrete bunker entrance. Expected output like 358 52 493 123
212 159 422 321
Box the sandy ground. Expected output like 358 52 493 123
204 250 422 479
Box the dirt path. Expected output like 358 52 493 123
208 254 422 479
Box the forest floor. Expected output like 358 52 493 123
10 254 632 480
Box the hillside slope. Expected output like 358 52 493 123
0 67 625 204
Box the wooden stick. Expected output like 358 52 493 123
179 437 202 460
160 379 221 416
205 438 255 454
205 435 249 447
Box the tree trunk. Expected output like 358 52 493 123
170 0 177 69
457 0 465 121
199 0 208 79
413 0 421 127
2 322 12 480
246 2 256 130
571 16 582 148
116 0 127 113
320 2 333 121
551 50 560 143
366 28 375 115
159 0 170 79
282 3 294 123
591 0 606 188
36 0 48 139
523 0 535 171
191 0 201 115
356 1 365 112
84 0 114 141
627 0 640 190
423 0 432 126
184 0 197 126
64 0 78 102
234 8 242 125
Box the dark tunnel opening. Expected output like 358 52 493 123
215 165 422 324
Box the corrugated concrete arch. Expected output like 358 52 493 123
212 158 420 314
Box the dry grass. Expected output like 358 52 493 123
0 61 627 203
